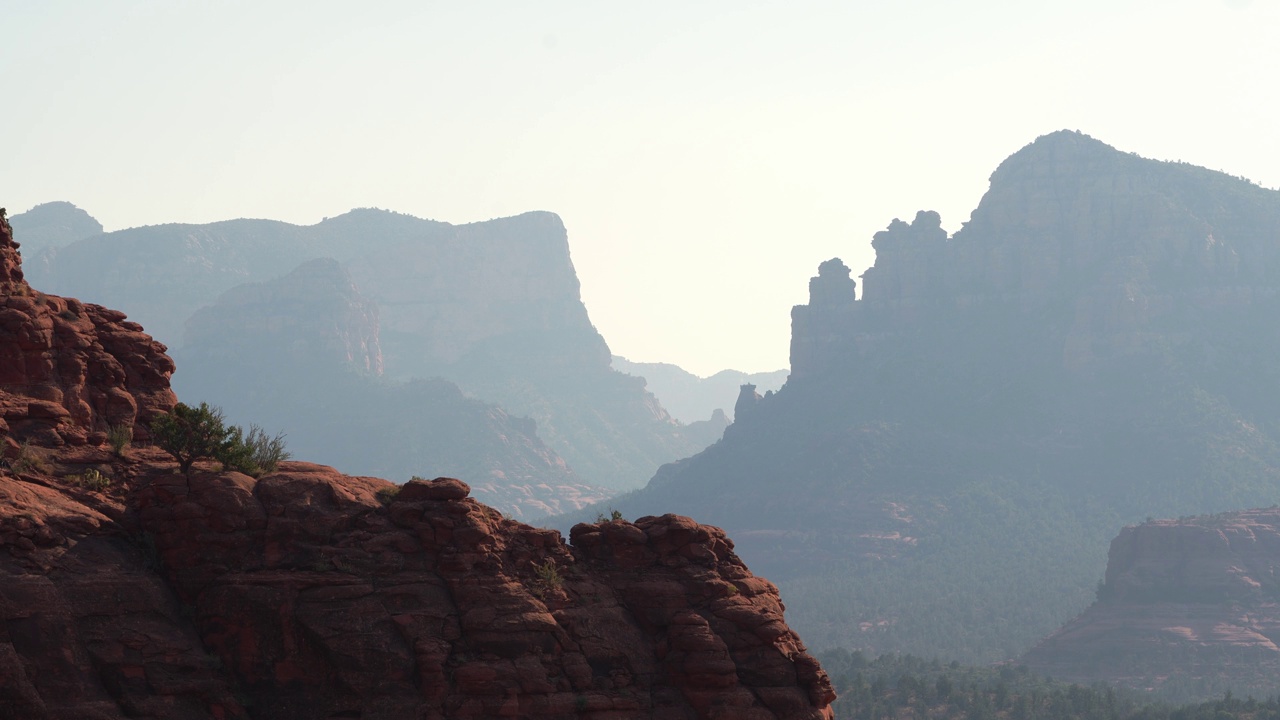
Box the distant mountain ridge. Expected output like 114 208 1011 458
592 130 1280 661
611 356 787 423
27 208 715 492
174 258 607 519
8 201 102 255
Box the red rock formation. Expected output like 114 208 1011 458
0 451 833 718
0 213 176 450
1021 508 1280 698
0 213 834 718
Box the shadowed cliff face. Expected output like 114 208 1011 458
1022 508 1280 700
602 131 1280 662
0 213 834 719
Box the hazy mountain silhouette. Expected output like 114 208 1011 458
9 201 102 255
28 209 715 491
611 355 788 423
172 257 607 520
580 131 1280 662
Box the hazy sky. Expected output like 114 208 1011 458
4 1 1278 376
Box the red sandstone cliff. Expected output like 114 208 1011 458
0 211 834 719
0 210 176 452
1021 508 1280 699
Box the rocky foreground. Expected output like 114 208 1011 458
0 211 833 719
1022 507 1280 698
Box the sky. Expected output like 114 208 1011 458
3 1 1279 376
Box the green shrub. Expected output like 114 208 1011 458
376 485 402 505
151 402 232 474
244 424 290 474
70 468 112 491
534 559 563 590
9 443 50 475
215 425 258 475
106 423 133 456
151 404 289 478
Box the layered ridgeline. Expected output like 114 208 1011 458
174 258 608 519
0 211 835 719
612 356 788 424
25 209 714 492
1022 507 1280 700
595 131 1280 662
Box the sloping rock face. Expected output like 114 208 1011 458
0 212 175 450
1022 508 1280 699
28 208 711 491
173 258 606 521
601 131 1280 662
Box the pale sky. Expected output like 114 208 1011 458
4 1 1278 376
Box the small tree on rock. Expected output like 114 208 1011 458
151 402 233 474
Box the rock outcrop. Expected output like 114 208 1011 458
1 452 834 718
0 211 834 718
0 212 175 450
592 131 1280 662
1022 508 1280 699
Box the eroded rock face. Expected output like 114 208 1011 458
1021 508 1280 698
1 452 834 719
0 213 176 449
